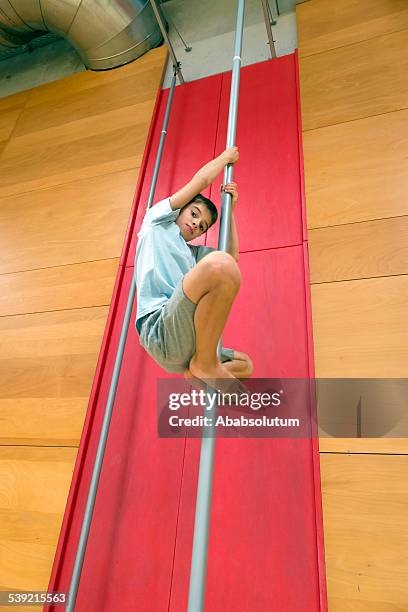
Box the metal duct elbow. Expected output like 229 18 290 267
0 0 164 70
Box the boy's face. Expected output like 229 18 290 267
176 203 213 242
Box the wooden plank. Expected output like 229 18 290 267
0 398 85 447
25 46 167 109
0 307 108 445
0 258 119 317
13 67 162 138
0 120 147 198
309 216 408 283
2 99 155 161
303 109 408 228
299 29 408 130
0 446 77 601
0 109 22 143
311 275 408 377
0 90 28 113
320 453 408 611
0 91 27 152
319 439 408 454
0 169 138 274
297 0 408 58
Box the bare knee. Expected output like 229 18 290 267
203 251 241 290
183 251 241 304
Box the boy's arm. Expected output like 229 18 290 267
169 147 239 210
228 213 239 262
222 182 239 262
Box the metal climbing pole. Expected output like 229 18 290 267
65 69 178 612
187 2 245 610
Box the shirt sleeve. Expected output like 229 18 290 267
142 197 180 228
189 245 216 263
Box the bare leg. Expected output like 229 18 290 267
182 251 242 385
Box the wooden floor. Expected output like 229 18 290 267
297 1 408 609
0 45 167 608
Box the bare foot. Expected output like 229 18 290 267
184 368 208 394
190 356 234 380
189 356 248 396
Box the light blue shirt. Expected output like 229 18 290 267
135 198 213 331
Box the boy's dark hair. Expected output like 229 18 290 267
186 193 218 228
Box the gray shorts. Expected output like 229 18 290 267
138 279 235 374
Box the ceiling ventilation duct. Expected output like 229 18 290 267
0 0 164 70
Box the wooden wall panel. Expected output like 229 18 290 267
0 169 137 274
298 0 408 58
311 276 408 377
309 216 408 283
0 48 166 198
0 45 167 596
297 0 408 605
0 447 77 602
0 307 108 446
25 48 164 108
303 109 408 228
13 68 159 137
0 259 119 317
299 29 408 130
320 453 408 611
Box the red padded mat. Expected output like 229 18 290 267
207 54 303 252
169 249 321 611
47 54 327 612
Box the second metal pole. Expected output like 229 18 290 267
187 2 245 610
150 0 185 84
261 0 277 59
65 71 177 612
147 71 177 209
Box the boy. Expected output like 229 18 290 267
135 146 253 384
